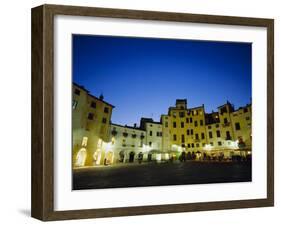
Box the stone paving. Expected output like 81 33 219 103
73 161 252 190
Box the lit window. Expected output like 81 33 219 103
72 100 78 109
81 137 88 147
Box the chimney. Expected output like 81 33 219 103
99 94 104 101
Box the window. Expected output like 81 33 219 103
244 108 248 113
201 133 205 139
191 143 194 148
88 113 94 120
122 139 126 146
220 106 227 114
74 88 80 95
235 122 241 130
165 122 168 127
181 134 185 143
209 131 213 139
181 122 184 128
188 144 191 148
195 134 199 140
196 143 199 147
218 141 222 146
179 112 185 118
102 117 107 123
193 110 197 115
187 129 190 135
216 130 221 138
226 131 231 140
81 137 88 147
149 142 152 147
150 131 153 136
104 107 109 113
186 118 189 123
208 125 211 129
246 116 250 121
210 142 213 146
90 101 96 108
224 118 228 124
173 134 177 141
216 124 219 128
159 132 162 137
194 121 198 127
200 120 203 126
173 122 177 128
191 129 194 135
190 118 193 123
72 100 78 109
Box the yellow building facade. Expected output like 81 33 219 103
162 99 251 160
72 83 252 167
72 83 114 167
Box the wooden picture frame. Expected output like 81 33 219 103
31 4 274 221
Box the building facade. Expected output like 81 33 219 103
72 83 252 167
161 99 252 161
72 83 114 167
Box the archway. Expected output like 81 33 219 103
93 148 102 165
129 151 135 163
147 153 152 162
75 148 87 167
105 151 114 165
119 151 125 163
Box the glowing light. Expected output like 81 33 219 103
204 144 212 151
156 154 161 161
81 137 88 147
93 148 102 165
75 148 87 167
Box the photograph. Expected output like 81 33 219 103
72 34 252 190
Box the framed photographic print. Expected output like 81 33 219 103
31 4 274 221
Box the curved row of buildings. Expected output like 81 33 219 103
72 83 252 168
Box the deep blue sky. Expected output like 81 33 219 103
73 35 252 126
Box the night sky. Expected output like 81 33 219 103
72 35 252 126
